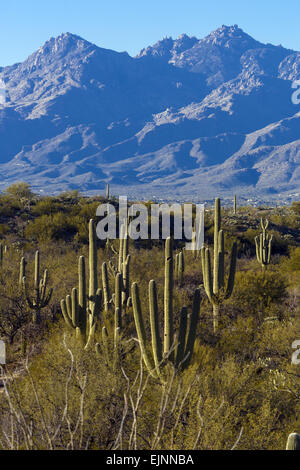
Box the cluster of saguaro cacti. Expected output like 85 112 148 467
201 198 237 333
22 251 53 324
175 250 184 285
132 237 201 378
286 433 300 450
61 219 126 352
61 220 102 348
191 214 203 259
255 218 273 269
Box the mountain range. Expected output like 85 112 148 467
0 24 300 201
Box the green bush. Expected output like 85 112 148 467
25 213 77 242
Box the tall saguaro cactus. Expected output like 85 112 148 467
164 237 174 360
175 251 184 285
23 251 53 324
61 220 102 348
61 256 102 347
255 218 273 269
201 198 237 333
132 237 201 377
234 194 237 215
109 221 131 306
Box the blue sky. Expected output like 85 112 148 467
1 0 300 66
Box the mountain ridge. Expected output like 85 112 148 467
0 25 299 201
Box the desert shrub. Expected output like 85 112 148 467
58 190 81 202
31 198 65 216
25 213 77 242
0 194 22 217
5 182 33 200
232 269 288 316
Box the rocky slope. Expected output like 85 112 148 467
0 25 299 201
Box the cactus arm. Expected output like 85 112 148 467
123 255 130 302
218 230 225 289
61 299 74 329
71 288 79 328
132 282 157 377
66 295 72 320
84 308 96 350
149 280 162 374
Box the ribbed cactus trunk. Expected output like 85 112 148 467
23 250 53 325
89 219 98 313
132 282 157 377
0 243 3 267
34 251 40 324
78 256 87 345
164 237 174 361
115 273 122 330
234 194 237 215
213 199 221 332
102 262 110 315
213 198 221 296
149 280 162 375
201 198 237 334
255 218 273 269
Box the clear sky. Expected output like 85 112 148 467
1 0 300 66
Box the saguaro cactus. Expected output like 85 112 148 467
61 220 102 348
175 251 185 285
132 237 201 377
23 251 53 324
164 237 174 360
286 433 300 450
234 194 237 215
19 257 26 289
109 221 131 306
255 218 273 269
201 198 237 333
